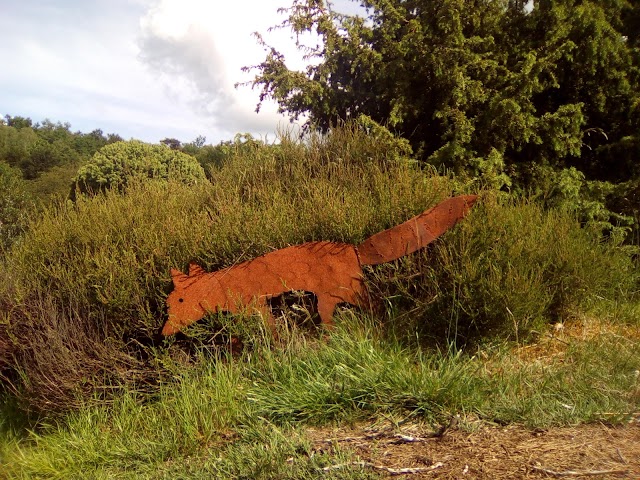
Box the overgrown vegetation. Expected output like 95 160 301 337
1 0 640 476
1 317 638 478
0 123 448 413
246 0 640 237
247 0 640 182
0 162 35 252
0 121 637 417
382 196 640 345
0 115 122 181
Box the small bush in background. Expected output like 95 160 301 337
72 140 207 196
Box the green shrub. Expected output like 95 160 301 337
0 124 81 179
0 125 454 413
72 140 207 195
522 164 636 242
0 162 34 252
27 161 82 202
375 195 639 346
193 133 270 177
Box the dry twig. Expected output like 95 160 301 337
531 464 629 477
321 417 459 445
615 447 628 464
322 461 444 475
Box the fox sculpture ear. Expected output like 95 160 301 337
188 263 206 276
170 268 189 287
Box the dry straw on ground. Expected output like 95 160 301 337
305 317 640 479
307 417 640 479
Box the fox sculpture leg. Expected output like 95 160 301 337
162 194 477 336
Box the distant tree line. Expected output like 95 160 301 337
0 114 124 180
0 113 273 250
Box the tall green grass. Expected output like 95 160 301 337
2 317 638 478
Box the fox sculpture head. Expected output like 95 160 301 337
163 263 224 336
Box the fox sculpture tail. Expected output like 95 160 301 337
357 194 478 265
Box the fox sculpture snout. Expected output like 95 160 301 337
162 194 478 336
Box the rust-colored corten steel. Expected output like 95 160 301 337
162 194 478 336
164 242 366 336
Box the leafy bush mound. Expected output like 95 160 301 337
0 124 637 414
72 140 207 195
375 195 639 345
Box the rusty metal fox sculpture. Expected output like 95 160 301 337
162 195 478 336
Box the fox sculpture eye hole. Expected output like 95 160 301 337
179 298 184 303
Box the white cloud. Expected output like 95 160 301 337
0 0 204 141
0 0 365 144
137 0 311 138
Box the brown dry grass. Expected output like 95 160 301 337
307 416 640 479
514 315 640 365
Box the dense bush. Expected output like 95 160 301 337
374 195 639 346
189 133 270 177
72 140 207 195
0 125 452 413
0 124 80 179
0 162 34 252
27 162 83 202
0 123 637 414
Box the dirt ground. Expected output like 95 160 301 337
307 415 640 478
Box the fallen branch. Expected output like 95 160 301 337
322 461 444 475
322 431 441 445
321 431 387 443
531 465 629 477
392 433 430 443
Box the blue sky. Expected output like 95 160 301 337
0 0 362 144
